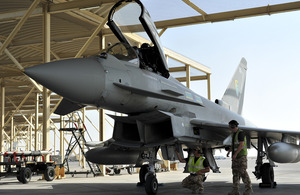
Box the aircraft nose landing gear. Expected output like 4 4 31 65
138 164 159 195
145 173 158 195
137 148 160 195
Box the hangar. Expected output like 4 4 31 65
1 0 300 177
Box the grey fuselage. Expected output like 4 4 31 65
24 53 246 164
95 54 245 144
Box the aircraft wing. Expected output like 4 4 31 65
54 98 85 115
190 119 300 144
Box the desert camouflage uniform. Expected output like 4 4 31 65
231 156 252 193
182 174 205 192
229 129 253 195
182 155 207 193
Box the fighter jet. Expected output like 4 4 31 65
24 0 300 194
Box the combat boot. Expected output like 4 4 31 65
243 188 253 195
228 189 240 195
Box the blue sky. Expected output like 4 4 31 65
159 10 300 131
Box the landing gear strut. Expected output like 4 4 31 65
253 137 277 188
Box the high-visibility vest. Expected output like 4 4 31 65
188 156 205 173
233 129 247 158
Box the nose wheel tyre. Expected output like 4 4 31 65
145 174 158 195
139 164 150 184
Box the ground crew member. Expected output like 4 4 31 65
176 147 210 194
227 120 253 195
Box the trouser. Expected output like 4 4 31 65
182 174 204 191
231 156 252 191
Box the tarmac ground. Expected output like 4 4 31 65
0 158 300 195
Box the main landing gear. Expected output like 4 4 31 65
253 137 277 188
259 163 276 188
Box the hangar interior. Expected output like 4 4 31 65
1 0 300 174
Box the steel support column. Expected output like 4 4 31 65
98 32 106 176
186 64 190 89
42 90 50 153
0 83 5 171
29 116 33 151
35 93 39 150
207 73 211 100
42 3 51 159
10 117 14 151
82 108 86 168
60 115 64 164
53 125 56 155
99 109 105 176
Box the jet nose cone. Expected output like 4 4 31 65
25 56 105 104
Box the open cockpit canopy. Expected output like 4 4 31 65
107 0 170 78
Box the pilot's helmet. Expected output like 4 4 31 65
141 43 151 48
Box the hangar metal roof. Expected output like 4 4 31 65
1 0 300 127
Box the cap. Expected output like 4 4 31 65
229 120 239 126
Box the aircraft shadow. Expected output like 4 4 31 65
1 179 300 195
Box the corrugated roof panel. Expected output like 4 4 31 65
51 38 100 57
190 0 300 14
0 0 40 13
